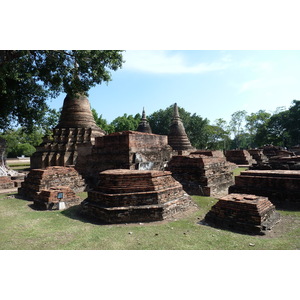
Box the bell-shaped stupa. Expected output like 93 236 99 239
136 108 152 133
31 93 105 169
168 103 193 151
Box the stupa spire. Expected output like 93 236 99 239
168 103 193 151
136 107 152 133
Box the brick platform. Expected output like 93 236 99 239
229 170 300 209
167 154 235 197
225 150 256 166
204 193 280 235
33 186 81 210
18 166 86 200
80 169 195 224
0 176 15 189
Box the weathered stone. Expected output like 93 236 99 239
76 131 173 187
225 150 256 166
18 166 86 200
80 169 195 224
229 170 300 209
168 103 194 153
262 144 294 158
33 186 81 210
136 108 152 133
167 154 236 197
30 94 105 169
0 176 15 189
204 193 280 235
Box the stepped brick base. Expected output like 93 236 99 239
229 170 300 209
33 186 81 210
205 193 280 235
18 166 86 200
225 150 256 166
80 169 195 224
0 176 15 189
167 154 235 197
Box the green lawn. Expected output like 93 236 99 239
0 192 299 250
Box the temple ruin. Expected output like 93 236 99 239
33 186 81 210
76 130 173 187
229 170 300 209
225 150 256 166
80 169 195 223
136 108 152 133
18 166 86 201
168 103 194 154
30 94 105 169
204 193 280 235
167 151 236 197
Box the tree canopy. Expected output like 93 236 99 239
0 50 124 131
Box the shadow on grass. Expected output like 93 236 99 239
197 218 265 236
61 205 109 225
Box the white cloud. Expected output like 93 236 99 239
122 50 230 74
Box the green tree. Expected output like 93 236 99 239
91 108 115 134
229 110 247 149
0 50 124 131
245 110 271 148
111 113 141 132
207 118 230 150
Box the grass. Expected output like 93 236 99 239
0 191 299 250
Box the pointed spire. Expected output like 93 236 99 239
168 103 193 151
173 103 180 120
136 107 152 133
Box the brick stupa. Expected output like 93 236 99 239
136 108 152 133
168 103 194 153
80 169 195 223
30 94 105 169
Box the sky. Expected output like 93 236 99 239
47 50 300 125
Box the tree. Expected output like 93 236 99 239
229 110 247 149
207 118 230 150
245 110 271 148
0 107 60 157
110 113 141 132
92 108 115 134
0 50 124 132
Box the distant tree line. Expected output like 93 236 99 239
1 100 300 157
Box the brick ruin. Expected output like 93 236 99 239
18 166 86 202
168 103 194 154
30 94 105 169
136 108 152 133
229 170 300 209
167 152 236 197
76 131 173 187
204 193 280 235
261 145 294 159
248 149 269 168
33 186 81 210
225 150 256 166
80 169 195 223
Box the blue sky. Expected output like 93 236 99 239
47 50 300 125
